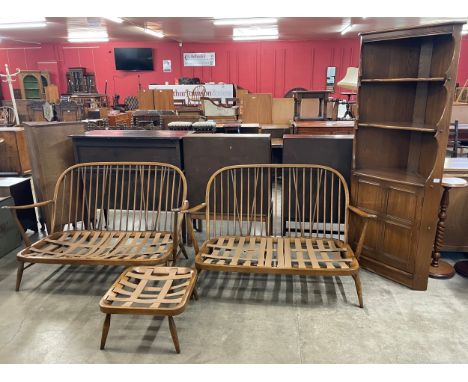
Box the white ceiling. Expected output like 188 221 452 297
0 17 466 44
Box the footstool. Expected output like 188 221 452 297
99 266 198 353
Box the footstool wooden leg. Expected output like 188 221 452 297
352 273 364 308
100 314 111 350
179 242 189 259
168 316 180 354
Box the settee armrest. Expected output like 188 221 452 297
2 200 54 246
348 205 376 259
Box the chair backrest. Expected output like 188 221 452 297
204 164 350 243
50 162 187 234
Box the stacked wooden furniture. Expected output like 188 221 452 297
350 22 465 290
0 127 31 174
22 121 86 230
18 71 50 100
5 162 188 291
138 89 175 110
187 164 374 308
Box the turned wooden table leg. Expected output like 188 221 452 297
429 178 468 279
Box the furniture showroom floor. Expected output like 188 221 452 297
1 229 467 364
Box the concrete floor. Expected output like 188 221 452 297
1 229 468 363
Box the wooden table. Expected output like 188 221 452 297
429 177 468 279
291 120 355 135
71 130 192 169
293 90 331 121
442 158 468 253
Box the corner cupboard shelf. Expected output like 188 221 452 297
350 22 465 291
361 77 446 83
357 121 437 133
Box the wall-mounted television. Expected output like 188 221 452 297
114 48 153 71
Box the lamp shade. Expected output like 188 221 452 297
337 67 359 91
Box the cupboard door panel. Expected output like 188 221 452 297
355 179 384 214
386 186 419 223
381 220 414 272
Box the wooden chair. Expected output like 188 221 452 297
186 164 375 308
4 162 188 291
186 85 206 107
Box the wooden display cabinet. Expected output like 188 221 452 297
19 71 50 100
350 22 465 290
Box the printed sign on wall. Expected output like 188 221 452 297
183 52 216 67
163 59 172 72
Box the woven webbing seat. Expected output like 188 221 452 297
99 266 197 352
198 236 357 275
18 231 173 265
187 164 375 308
5 162 188 291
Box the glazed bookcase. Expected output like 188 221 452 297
350 22 465 290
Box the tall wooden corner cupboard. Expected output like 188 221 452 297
350 22 465 290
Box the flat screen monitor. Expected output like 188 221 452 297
114 48 153 71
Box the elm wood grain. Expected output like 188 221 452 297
442 158 468 252
5 162 188 291
351 22 464 290
0 128 31 174
71 130 191 169
187 164 375 308
429 177 467 279
99 266 196 352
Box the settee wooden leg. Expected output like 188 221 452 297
16 262 25 292
168 316 180 353
352 273 364 308
179 242 189 259
100 314 111 350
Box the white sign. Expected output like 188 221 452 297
183 52 216 67
149 84 234 102
162 60 171 72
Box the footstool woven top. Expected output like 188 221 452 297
100 266 197 316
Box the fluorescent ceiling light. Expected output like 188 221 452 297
0 22 46 29
104 17 124 24
341 24 353 35
233 26 278 37
67 29 109 43
68 38 109 42
144 28 164 38
0 17 45 23
214 18 278 26
233 35 279 41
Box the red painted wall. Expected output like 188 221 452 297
1 36 467 101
